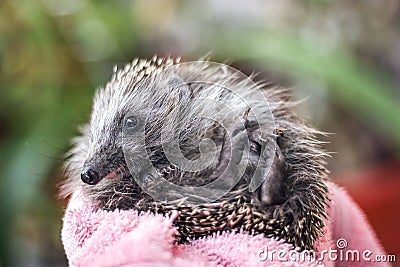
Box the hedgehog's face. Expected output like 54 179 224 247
79 72 174 184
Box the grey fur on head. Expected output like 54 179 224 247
61 56 330 250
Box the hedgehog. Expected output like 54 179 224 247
61 56 330 251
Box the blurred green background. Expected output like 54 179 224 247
1 0 399 266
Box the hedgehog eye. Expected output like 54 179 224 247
123 115 138 133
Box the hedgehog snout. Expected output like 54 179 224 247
81 166 101 185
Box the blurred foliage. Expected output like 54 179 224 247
0 0 399 266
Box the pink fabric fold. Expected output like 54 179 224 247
62 182 389 266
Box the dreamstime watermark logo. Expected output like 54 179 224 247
122 61 277 204
336 238 347 249
257 238 396 264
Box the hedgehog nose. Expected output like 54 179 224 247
81 166 101 185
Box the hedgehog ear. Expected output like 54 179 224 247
252 135 286 206
166 75 191 104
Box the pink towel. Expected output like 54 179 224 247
61 182 389 266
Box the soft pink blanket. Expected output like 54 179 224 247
62 182 389 266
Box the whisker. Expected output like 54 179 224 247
40 139 71 153
27 144 85 163
63 168 83 174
